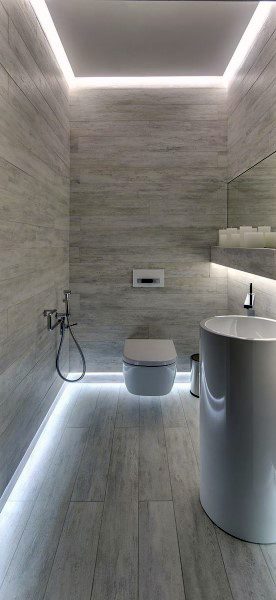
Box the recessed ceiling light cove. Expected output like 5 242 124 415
30 1 273 88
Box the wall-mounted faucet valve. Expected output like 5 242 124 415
43 309 59 331
44 290 86 383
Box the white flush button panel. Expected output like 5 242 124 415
133 269 164 288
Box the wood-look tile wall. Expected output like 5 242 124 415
0 0 69 497
227 5 276 315
228 5 276 182
70 87 228 371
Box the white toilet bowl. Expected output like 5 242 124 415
123 339 177 396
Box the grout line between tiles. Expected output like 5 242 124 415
89 382 120 600
161 387 188 600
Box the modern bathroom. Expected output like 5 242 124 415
1 0 276 598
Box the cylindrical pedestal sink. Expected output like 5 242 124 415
200 315 276 544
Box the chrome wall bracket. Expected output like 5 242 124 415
44 309 59 331
44 309 67 331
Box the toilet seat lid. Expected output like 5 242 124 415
123 339 177 366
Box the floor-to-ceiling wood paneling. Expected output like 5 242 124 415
0 0 70 498
70 87 228 372
227 5 276 182
226 4 276 319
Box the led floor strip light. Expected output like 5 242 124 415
0 376 190 512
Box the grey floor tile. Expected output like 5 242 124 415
217 529 276 600
165 426 232 599
161 388 186 427
106 427 139 501
2 383 276 600
72 385 118 501
116 385 139 428
139 426 171 501
0 500 34 588
139 396 163 428
139 500 185 600
0 427 88 600
179 387 200 464
66 383 100 427
261 545 276 586
44 502 103 600
0 499 69 600
91 500 138 600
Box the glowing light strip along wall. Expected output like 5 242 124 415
0 378 191 511
73 76 223 88
223 1 274 84
29 0 74 85
29 1 274 88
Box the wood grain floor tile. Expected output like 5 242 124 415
115 385 139 428
139 396 163 429
139 426 171 501
66 383 100 427
72 385 118 500
44 502 103 600
139 500 185 600
165 427 233 600
1 383 275 600
106 427 139 501
161 388 186 428
217 529 276 600
91 500 138 600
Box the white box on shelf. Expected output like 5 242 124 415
240 228 257 247
264 233 276 248
230 233 241 247
219 230 228 247
225 233 237 247
258 226 271 232
244 232 265 248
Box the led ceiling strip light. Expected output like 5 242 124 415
30 0 273 88
223 1 273 84
74 75 223 88
30 0 74 85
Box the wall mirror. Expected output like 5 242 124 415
227 152 276 228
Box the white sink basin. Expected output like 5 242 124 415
200 314 276 543
202 315 276 340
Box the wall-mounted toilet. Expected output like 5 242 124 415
123 339 177 396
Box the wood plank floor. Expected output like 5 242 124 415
0 382 276 600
